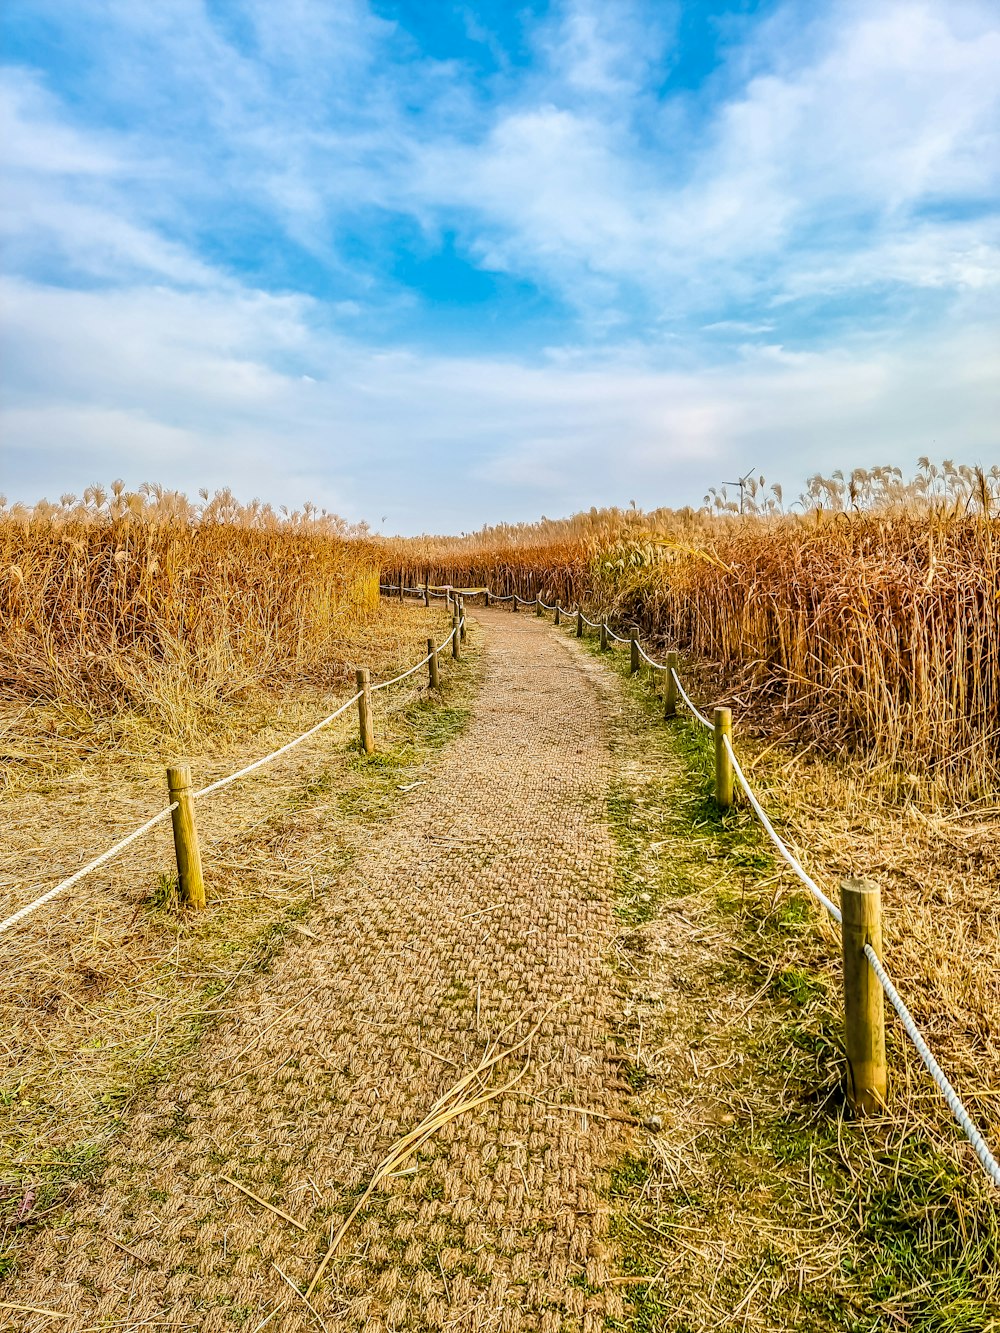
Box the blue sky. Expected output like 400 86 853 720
1 0 998 532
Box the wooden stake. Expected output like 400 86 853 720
600 621 608 651
424 585 430 607
484 589 490 607
535 597 543 616
576 609 583 637
356 668 374 754
630 628 640 674
427 637 440 690
166 763 206 909
459 598 467 641
713 707 733 810
664 651 678 719
840 878 887 1114
554 605 561 626
512 594 518 612
452 613 462 660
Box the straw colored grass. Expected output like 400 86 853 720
0 484 379 745
588 625 1000 1330
0 600 472 1287
387 459 1000 800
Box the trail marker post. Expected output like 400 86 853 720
841 878 887 1115
356 668 374 754
713 707 733 810
166 764 206 910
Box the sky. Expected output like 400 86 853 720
1 0 998 533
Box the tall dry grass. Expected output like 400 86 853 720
0 483 379 734
387 461 1000 798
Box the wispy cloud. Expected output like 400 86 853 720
1 0 997 528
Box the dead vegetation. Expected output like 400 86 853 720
0 598 470 1289
386 459 1000 801
591 628 1000 1331
0 483 379 743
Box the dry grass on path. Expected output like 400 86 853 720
581 624 1000 1332
1 600 464 1291
4 608 634 1332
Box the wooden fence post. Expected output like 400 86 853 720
629 628 640 674
427 637 440 690
554 605 561 626
356 668 374 754
713 707 733 810
398 581 404 602
576 609 583 637
452 612 462 660
535 598 543 617
840 878 887 1114
484 589 490 608
424 585 430 607
166 763 206 909
512 594 518 613
459 598 467 641
600 621 608 651
664 651 678 719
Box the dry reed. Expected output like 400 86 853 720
0 483 380 737
386 461 1000 799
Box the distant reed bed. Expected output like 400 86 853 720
1 483 379 726
389 462 1000 797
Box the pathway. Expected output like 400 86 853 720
12 609 633 1332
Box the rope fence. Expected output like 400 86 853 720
1 610 465 938
409 580 1000 1190
5 576 997 1189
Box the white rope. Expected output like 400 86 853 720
195 693 363 799
668 668 713 730
0 805 178 936
370 653 432 692
723 735 842 922
862 944 1000 1187
382 573 1000 1189
637 642 666 670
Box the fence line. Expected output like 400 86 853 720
0 807 178 936
399 581 1000 1189
1 614 463 938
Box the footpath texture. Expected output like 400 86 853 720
11 609 631 1332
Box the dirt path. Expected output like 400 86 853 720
11 610 634 1332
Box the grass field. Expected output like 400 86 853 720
2 467 998 1328
387 460 1000 801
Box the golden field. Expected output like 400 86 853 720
388 461 1000 800
0 483 380 739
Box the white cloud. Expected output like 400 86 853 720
1 0 998 529
3 274 996 531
